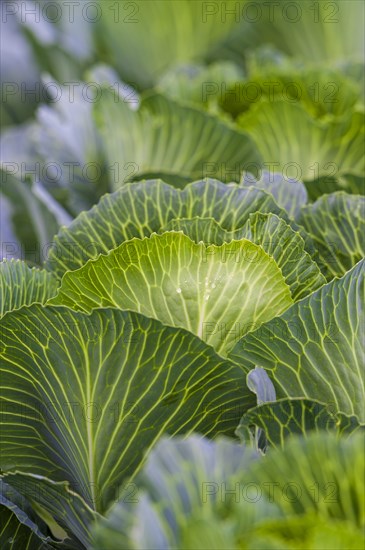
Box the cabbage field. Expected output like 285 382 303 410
0 1 364 549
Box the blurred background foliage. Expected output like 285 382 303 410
0 0 364 264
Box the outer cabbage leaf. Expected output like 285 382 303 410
1 474 97 549
298 192 365 279
0 305 255 514
230 260 365 421
237 398 364 449
0 506 53 549
240 171 308 219
45 179 289 277
0 479 56 549
304 173 365 201
0 260 58 318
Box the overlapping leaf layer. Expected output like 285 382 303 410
1 1 364 548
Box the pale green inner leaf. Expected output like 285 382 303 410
49 232 293 355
